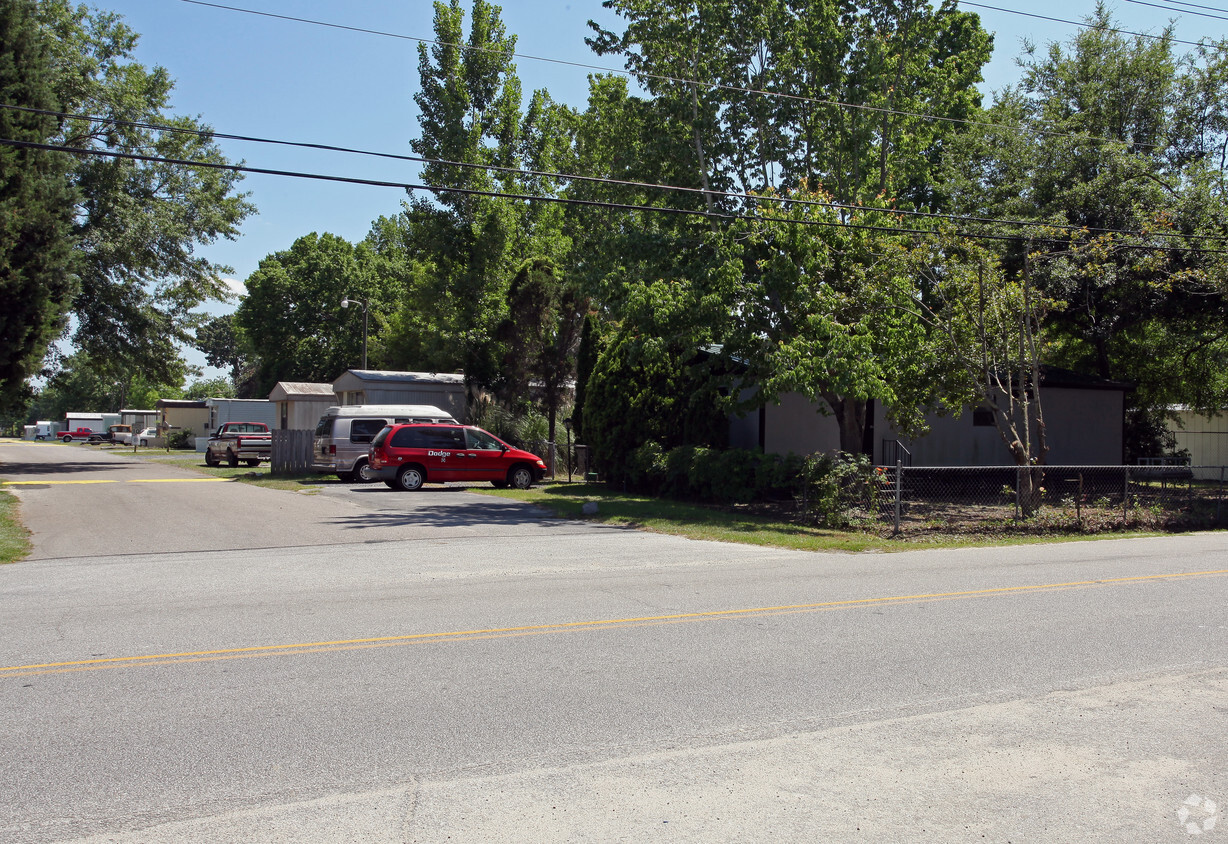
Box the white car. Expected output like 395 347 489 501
137 427 160 446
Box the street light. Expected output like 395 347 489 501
562 416 573 483
340 297 369 370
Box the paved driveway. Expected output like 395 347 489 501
0 440 598 559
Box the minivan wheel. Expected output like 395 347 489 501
396 465 425 491
509 465 534 490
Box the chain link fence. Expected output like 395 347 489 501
844 464 1228 535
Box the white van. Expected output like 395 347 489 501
312 405 457 482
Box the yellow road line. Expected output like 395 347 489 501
1 478 229 485
3 568 1225 677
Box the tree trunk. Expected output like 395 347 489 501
824 393 868 455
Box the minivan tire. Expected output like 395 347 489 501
509 465 534 490
395 465 425 491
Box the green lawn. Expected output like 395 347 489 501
0 490 31 564
472 482 1160 553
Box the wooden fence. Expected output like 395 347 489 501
271 429 314 476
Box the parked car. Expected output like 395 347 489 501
312 405 456 483
98 424 132 444
369 423 548 491
137 427 160 446
59 427 98 443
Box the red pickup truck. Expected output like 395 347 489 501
205 422 273 467
59 428 99 443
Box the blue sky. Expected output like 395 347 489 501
93 0 1222 378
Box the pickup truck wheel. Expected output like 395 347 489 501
245 460 260 467
140 439 149 447
395 465 425 491
61 435 72 443
205 449 218 467
508 465 535 490
226 449 239 467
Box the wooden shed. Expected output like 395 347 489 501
267 382 336 430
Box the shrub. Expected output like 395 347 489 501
797 451 881 528
166 428 194 450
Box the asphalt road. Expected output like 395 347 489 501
1 440 1226 842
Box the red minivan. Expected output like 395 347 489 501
369 423 548 491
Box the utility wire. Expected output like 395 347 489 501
1122 0 1228 21
9 102 1226 245
178 0 1178 152
1157 0 1228 15
8 135 1228 253
955 0 1210 46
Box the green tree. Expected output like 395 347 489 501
943 5 1228 455
585 0 994 452
724 188 932 453
183 376 235 400
36 1 253 386
193 314 258 397
0 0 78 412
493 258 587 440
235 233 391 394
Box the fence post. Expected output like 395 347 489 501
1015 467 1021 521
894 460 902 534
1123 467 1129 523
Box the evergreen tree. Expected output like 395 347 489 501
0 0 77 411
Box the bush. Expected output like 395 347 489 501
797 451 881 528
166 428 194 450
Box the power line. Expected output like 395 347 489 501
955 0 1211 46
8 102 1225 245
8 135 1227 253
177 0 1174 152
1157 0 1228 15
1122 0 1228 21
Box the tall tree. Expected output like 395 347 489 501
235 233 391 394
942 4 1228 455
0 0 78 412
35 0 254 387
587 0 994 452
494 258 588 440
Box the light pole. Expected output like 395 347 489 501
340 297 369 369
562 416 573 483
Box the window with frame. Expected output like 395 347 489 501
350 419 387 443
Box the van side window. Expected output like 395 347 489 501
423 427 463 449
466 429 502 450
314 416 333 437
350 419 386 444
390 427 428 448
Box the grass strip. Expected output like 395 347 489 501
0 489 32 564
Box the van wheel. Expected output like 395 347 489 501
395 465 425 491
509 465 534 490
354 459 376 483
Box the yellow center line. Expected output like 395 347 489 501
3 568 1225 677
